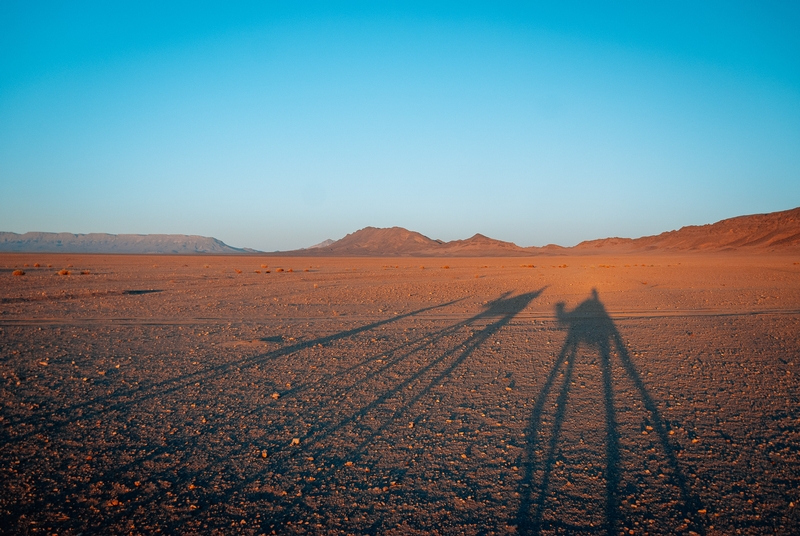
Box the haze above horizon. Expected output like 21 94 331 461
2 1 799 250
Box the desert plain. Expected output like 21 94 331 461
2 253 800 535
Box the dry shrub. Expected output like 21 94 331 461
67 264 73 268
24 264 29 267
58 269 70 276
265 270 271 273
235 269 242 274
420 266 425 269
80 270 90 275
47 264 53 268
287 268 293 272
261 264 268 268
276 268 284 272
441 265 450 269
12 270 25 276
254 270 261 274
33 263 40 267
304 269 309 272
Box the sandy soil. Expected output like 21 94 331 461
1 253 800 535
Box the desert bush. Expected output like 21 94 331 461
235 269 242 274
58 269 70 276
276 268 284 272
12 270 25 276
255 270 261 274
441 265 450 269
80 270 90 275
261 264 268 268
33 263 40 267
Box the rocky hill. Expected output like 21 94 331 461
574 207 800 253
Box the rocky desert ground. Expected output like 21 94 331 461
2 253 800 535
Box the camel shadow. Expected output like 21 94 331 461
517 289 704 535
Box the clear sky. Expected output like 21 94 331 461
2 1 799 250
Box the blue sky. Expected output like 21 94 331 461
2 1 799 250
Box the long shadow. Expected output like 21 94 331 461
250 288 545 531
300 289 545 455
1 301 468 532
517 289 704 535
4 299 462 444
106 289 544 530
7 289 544 534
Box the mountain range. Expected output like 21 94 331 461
2 207 798 255
0 232 253 254
286 206 800 256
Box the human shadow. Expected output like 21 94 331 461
92 289 541 534
6 299 463 444
0 300 468 533
517 289 704 535
233 288 545 532
10 291 544 534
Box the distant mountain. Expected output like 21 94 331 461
442 233 530 256
0 232 256 254
310 227 445 256
574 206 800 253
282 226 532 257
276 207 800 256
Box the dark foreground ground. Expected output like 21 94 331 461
1 254 800 535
